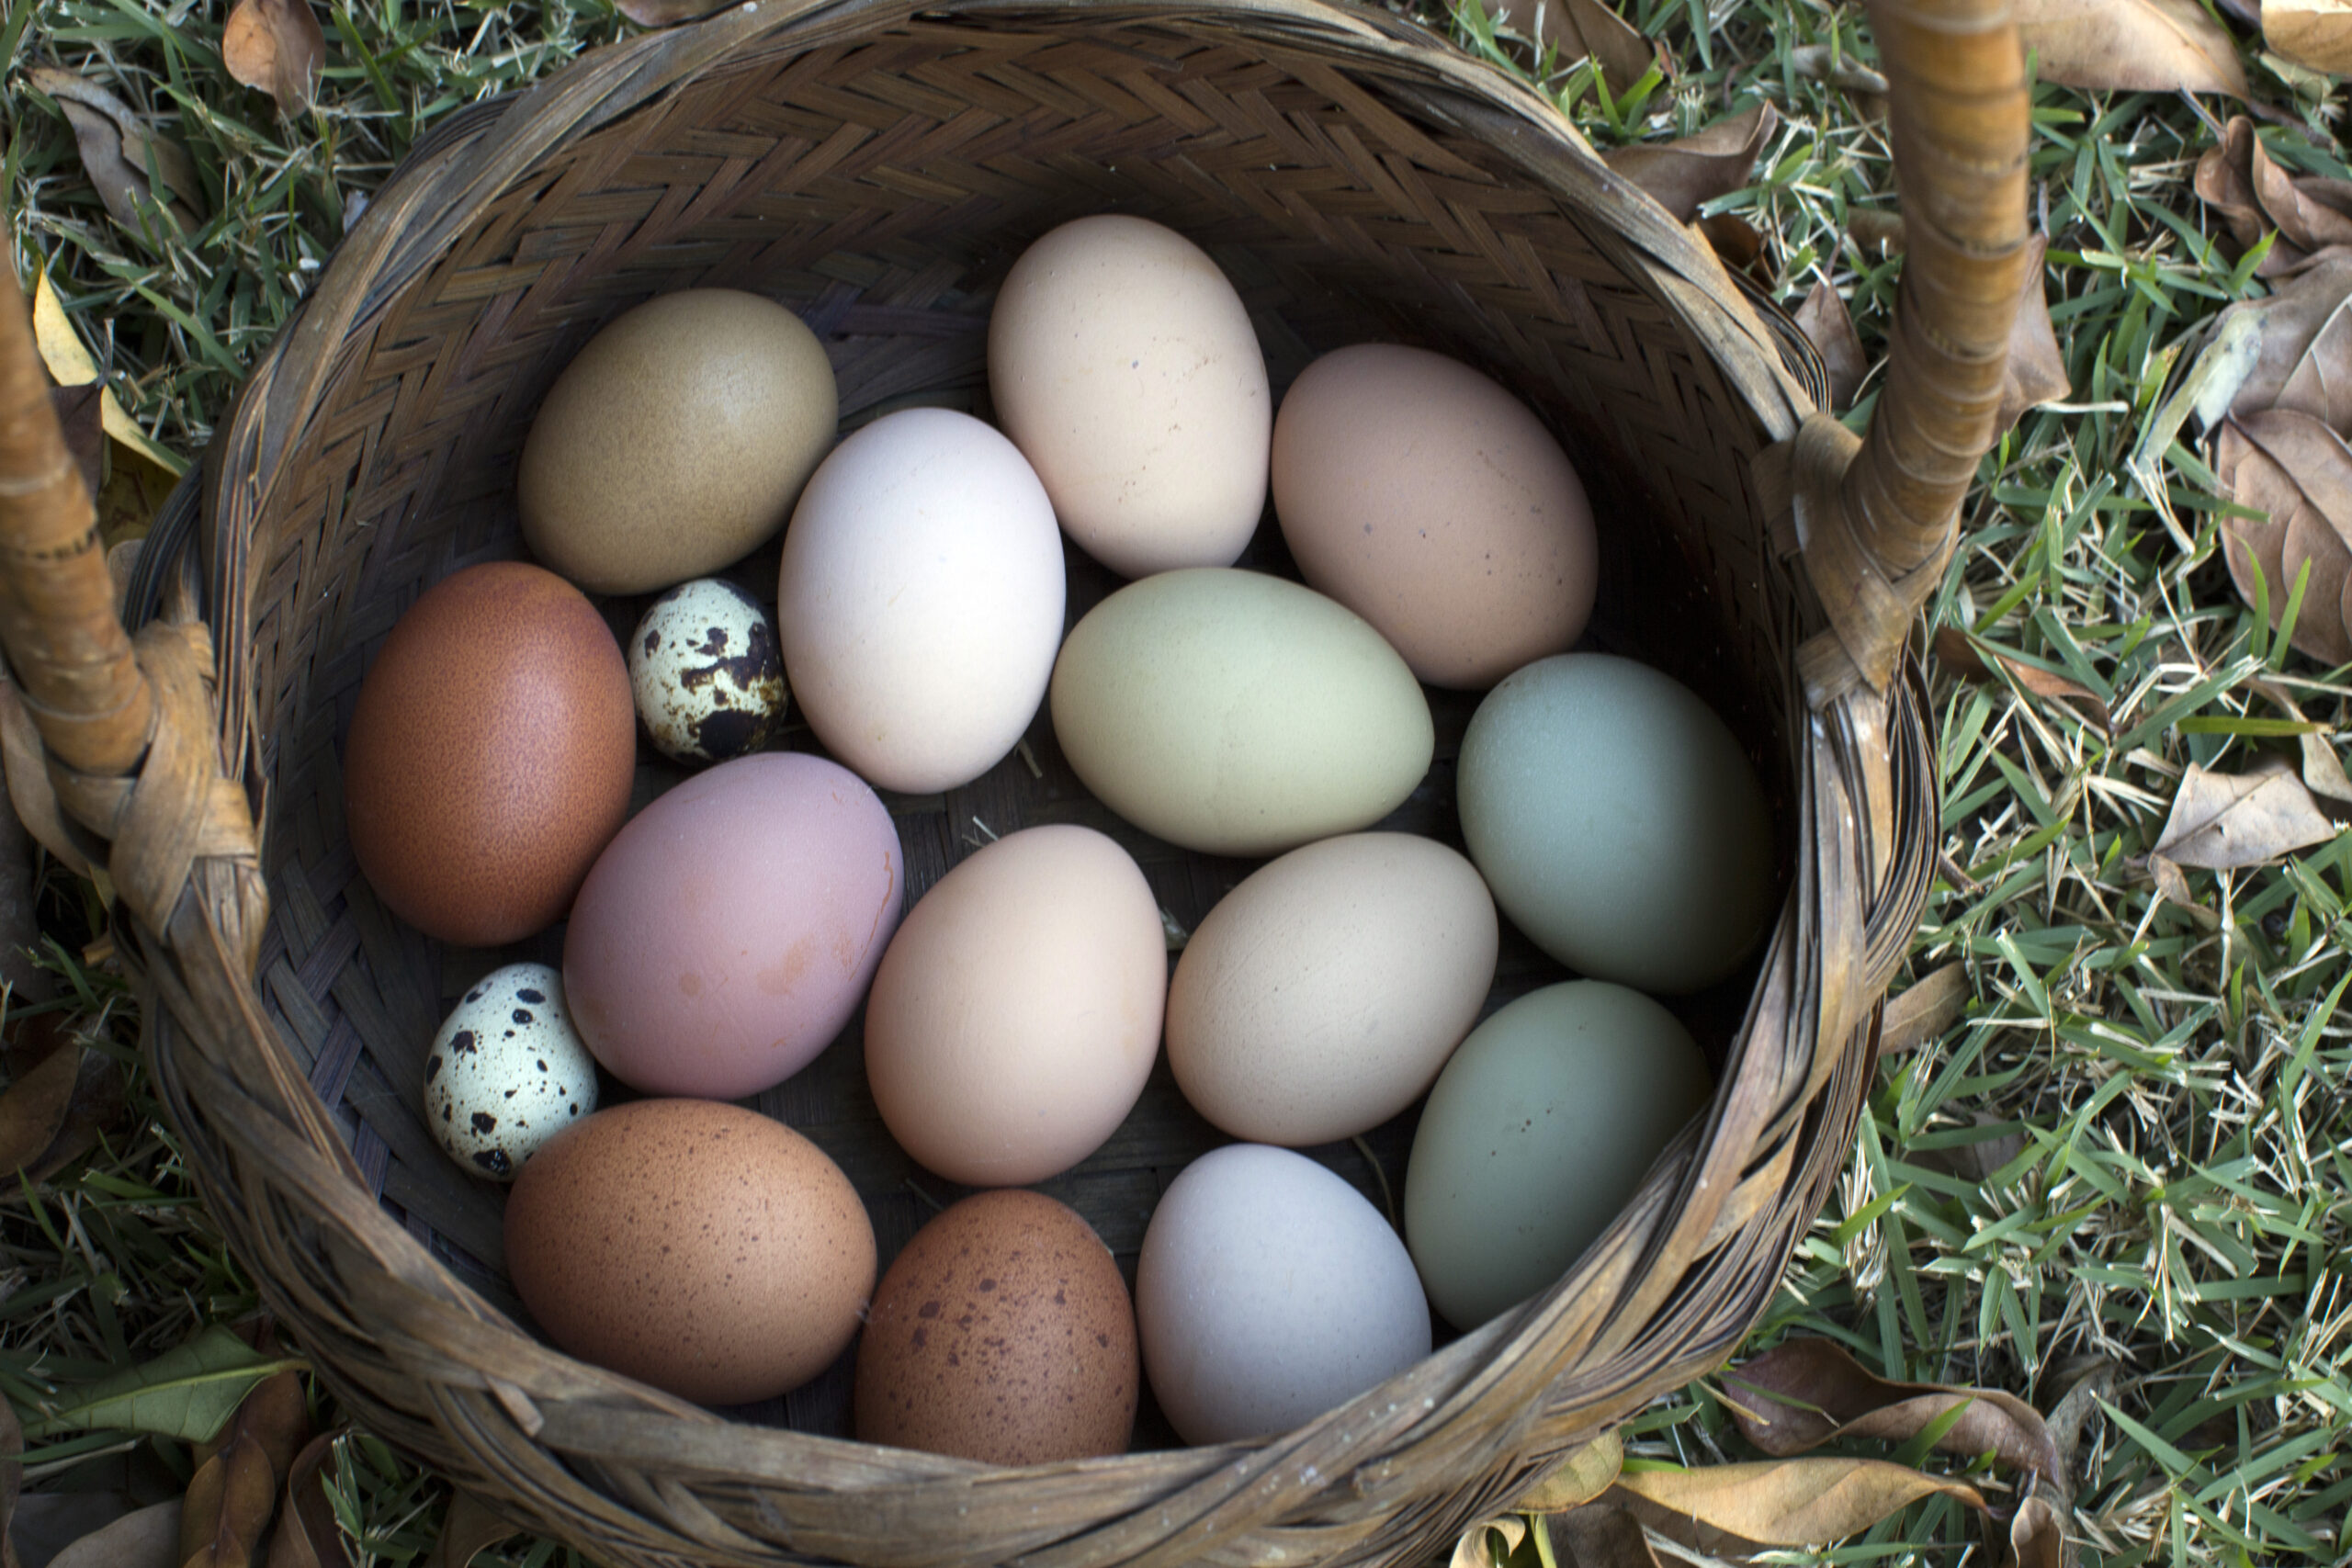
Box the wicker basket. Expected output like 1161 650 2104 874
0 0 2028 1562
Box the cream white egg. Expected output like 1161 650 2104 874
425 962 599 1181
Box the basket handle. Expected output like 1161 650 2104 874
1793 0 2031 700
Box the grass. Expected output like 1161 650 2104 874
7 0 2352 1564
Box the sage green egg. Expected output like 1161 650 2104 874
1457 652 1773 995
1048 569 1434 856
1403 981 1713 1331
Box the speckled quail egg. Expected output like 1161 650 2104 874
627 579 787 764
425 962 599 1181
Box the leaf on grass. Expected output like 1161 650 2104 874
2041 1361 2120 1481
2149 851 2199 910
17 1326 302 1447
2152 756 2338 868
1520 1431 1624 1512
1610 1460 1986 1547
2014 0 2252 96
1932 627 2113 729
1487 0 1658 92
24 69 206 240
2212 409 2352 664
1849 209 1906 254
1546 1506 1662 1567
223 0 325 111
1604 104 1778 224
50 1500 179 1568
1996 235 2071 433
1697 213 1770 285
1793 280 1869 410
2009 1495 2068 1568
180 1365 310 1568
2195 118 2352 276
2250 677 2352 813
0 1041 86 1177
264 1433 351 1568
49 385 103 499
429 1491 516 1568
2267 0 2352 73
1722 1339 2064 1483
1787 43 1889 96
2189 249 2352 435
1448 1514 1521 1568
1879 962 1971 1056
30 270 188 479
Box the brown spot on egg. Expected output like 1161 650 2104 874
759 936 818 996
854 1189 1136 1464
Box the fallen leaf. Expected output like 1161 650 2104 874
2153 756 2338 868
2249 676 2352 812
2149 852 2199 909
1848 209 1906 255
1521 1431 1625 1511
2267 0 2352 73
1547 1506 1663 1567
1996 235 2071 433
1787 43 1889 96
10 1491 141 1567
24 69 206 241
1604 104 1778 224
2010 1495 2069 1568
1722 1340 2064 1484
25 1048 124 1183
2185 250 2352 435
180 1365 309 1568
1448 1514 1521 1568
2195 118 2352 276
222 0 325 112
29 270 188 479
428 1491 515 1568
1610 1460 1986 1546
2015 0 2252 97
48 1500 179 1568
0 1043 85 1177
48 385 102 499
2041 1361 2120 1482
18 1326 303 1447
1488 0 1657 92
1879 963 1971 1056
1793 280 1869 410
1932 627 2113 730
1697 213 1770 286
264 1433 351 1568
2213 409 2352 663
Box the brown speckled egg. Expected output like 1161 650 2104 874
504 1099 875 1406
344 561 634 947
854 1190 1136 1464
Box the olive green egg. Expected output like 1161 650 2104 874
1457 652 1774 995
1403 981 1713 1331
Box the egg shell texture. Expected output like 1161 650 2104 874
988 215 1271 578
1457 653 1775 994
854 1190 1137 1464
518 289 838 595
865 825 1164 1187
778 408 1064 795
562 752 902 1100
1272 344 1598 689
1403 981 1714 1331
424 962 598 1181
1047 569 1435 857
1167 833 1497 1146
344 561 635 948
1136 1144 1430 1446
503 1099 876 1405
628 579 786 764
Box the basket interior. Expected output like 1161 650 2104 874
238 12 1810 1448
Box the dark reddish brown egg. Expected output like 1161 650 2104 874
344 560 634 946
855 1190 1136 1465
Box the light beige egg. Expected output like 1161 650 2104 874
1168 833 1497 1146
1047 569 1433 857
989 215 1270 578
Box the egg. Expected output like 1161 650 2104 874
777 408 1064 794
1048 570 1434 856
503 1099 875 1405
344 561 635 947
424 963 598 1181
1403 981 1713 1331
1136 1145 1430 1446
628 578 786 764
854 1190 1137 1464
865 826 1163 1187
989 215 1270 578
562 752 902 1100
1457 653 1774 994
1167 833 1497 1146
1272 344 1599 689
518 288 837 594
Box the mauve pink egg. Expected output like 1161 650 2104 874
563 752 902 1099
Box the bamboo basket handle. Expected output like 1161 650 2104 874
1798 0 2031 700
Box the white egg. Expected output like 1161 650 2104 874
425 962 599 1181
627 579 786 764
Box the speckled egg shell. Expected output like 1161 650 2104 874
424 962 598 1182
854 1190 1137 1464
344 561 635 947
503 1099 876 1406
628 579 786 764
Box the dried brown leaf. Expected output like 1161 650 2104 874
1723 1339 2065 1484
26 1049 125 1183
1879 962 1971 1056
2009 1495 2068 1568
222 0 325 111
2211 248 2352 421
1793 280 1869 410
24 69 205 239
2153 757 2338 867
1449 1515 1522 1568
48 384 103 499
2196 119 2352 276
1849 209 1906 254
263 1433 350 1568
1520 1431 1625 1511
1604 104 1778 224
1610 1460 1986 1546
2014 0 2252 97
0 1042 85 1177
2042 1361 2120 1481
2250 677 2352 811
180 1367 309 1568
1996 235 2071 432
1786 43 1889 96
50 1501 179 1568
2150 852 2199 909
2214 409 2352 663
1547 1506 1662 1567
1932 627 2113 728
1697 213 1770 286
1487 0 1657 92
428 1492 515 1568
2267 0 2352 73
